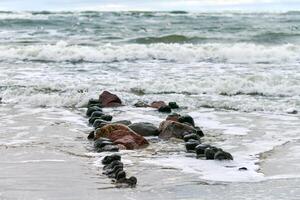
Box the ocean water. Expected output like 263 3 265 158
0 11 300 200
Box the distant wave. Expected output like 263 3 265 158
0 41 299 64
129 35 202 44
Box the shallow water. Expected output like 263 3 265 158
0 11 300 199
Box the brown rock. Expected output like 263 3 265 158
150 101 167 109
99 91 122 107
159 120 196 140
95 124 149 150
166 113 181 122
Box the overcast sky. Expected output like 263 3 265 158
0 0 299 11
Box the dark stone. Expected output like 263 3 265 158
87 131 95 140
113 120 132 126
183 133 200 142
90 111 104 118
115 170 126 180
205 147 220 160
158 105 172 113
178 115 195 127
104 164 123 176
86 106 102 117
94 138 112 149
195 126 204 137
100 115 113 121
168 102 179 109
239 167 248 171
89 116 102 124
185 139 201 152
214 150 233 160
93 119 109 129
87 98 101 108
287 109 298 114
195 144 211 156
128 122 159 137
126 176 137 187
103 160 123 170
99 91 122 107
134 101 149 108
102 154 121 165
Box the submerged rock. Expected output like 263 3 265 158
183 133 200 142
87 131 95 140
214 150 233 160
87 98 101 108
205 147 221 160
159 120 196 140
93 119 109 129
195 144 211 156
102 154 121 165
168 102 179 109
134 101 150 108
185 139 201 152
158 105 172 113
99 91 122 107
178 115 195 127
129 122 159 137
95 124 149 150
86 106 102 117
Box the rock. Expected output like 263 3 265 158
158 105 172 113
150 101 167 109
185 139 200 152
102 154 121 165
238 167 248 171
87 131 95 140
116 176 137 187
103 160 123 171
183 133 200 142
134 101 149 108
104 164 123 176
100 115 113 121
94 138 113 149
87 98 101 108
99 91 122 107
214 150 233 160
168 102 179 109
195 126 204 137
113 120 132 126
90 111 104 118
128 122 159 137
287 109 298 114
115 170 126 180
95 124 149 150
195 144 211 156
93 119 109 129
159 120 197 140
86 106 102 117
205 147 221 160
89 116 102 124
178 115 195 127
166 113 181 122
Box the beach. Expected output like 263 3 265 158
0 11 300 199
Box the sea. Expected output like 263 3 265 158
0 11 300 200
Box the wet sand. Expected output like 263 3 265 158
0 104 300 200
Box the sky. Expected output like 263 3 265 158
0 0 299 12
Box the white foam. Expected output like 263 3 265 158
143 154 264 182
0 42 299 64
